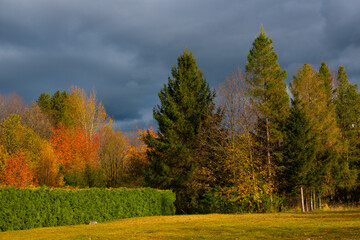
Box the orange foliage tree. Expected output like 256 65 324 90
124 127 155 186
50 124 101 186
50 125 100 171
0 151 36 187
36 141 64 187
0 114 62 188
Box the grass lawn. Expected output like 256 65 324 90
1 210 359 239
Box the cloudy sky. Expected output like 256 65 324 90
1 0 359 131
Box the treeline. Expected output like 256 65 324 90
0 86 151 189
1 28 359 214
142 28 360 213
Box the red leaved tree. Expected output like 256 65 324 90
50 124 101 186
50 125 100 171
0 151 36 187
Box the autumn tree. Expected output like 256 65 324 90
0 151 36 187
143 49 217 213
36 141 64 187
124 127 153 187
0 93 27 123
99 126 127 188
22 104 53 139
245 27 289 204
0 145 9 171
50 124 102 187
68 86 110 137
0 114 59 187
290 63 341 209
217 69 271 212
0 114 38 155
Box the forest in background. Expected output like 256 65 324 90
1 28 359 214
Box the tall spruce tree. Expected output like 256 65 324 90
318 62 333 101
143 49 215 213
245 27 289 194
283 98 317 212
335 66 360 155
334 66 359 198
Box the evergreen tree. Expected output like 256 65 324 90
335 66 360 146
245 27 289 192
283 98 317 212
143 49 215 213
318 62 333 101
37 91 73 127
334 66 359 196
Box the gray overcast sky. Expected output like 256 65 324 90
1 0 360 130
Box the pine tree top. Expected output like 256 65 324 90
318 62 332 98
154 49 213 140
337 65 349 90
245 27 286 86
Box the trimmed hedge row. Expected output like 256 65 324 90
0 187 176 231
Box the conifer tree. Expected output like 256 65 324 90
318 62 333 101
283 98 317 212
334 66 359 194
143 49 215 213
37 91 73 127
335 66 360 147
245 27 289 193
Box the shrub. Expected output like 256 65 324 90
0 187 175 231
198 190 284 214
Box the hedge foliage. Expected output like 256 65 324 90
0 187 176 231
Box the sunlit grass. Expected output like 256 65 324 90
1 210 359 240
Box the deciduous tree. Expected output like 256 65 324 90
290 63 341 208
217 69 270 212
0 93 27 123
68 86 110 137
125 127 153 187
50 124 102 187
99 126 127 188
0 151 36 187
22 104 53 139
36 141 64 187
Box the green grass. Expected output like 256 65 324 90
1 210 360 239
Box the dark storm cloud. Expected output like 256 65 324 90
0 0 359 130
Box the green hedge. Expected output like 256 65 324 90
0 187 176 231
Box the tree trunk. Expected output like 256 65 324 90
301 187 305 213
313 191 316 210
265 117 273 204
310 193 313 211
319 195 322 209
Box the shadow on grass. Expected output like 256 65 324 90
281 210 360 221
